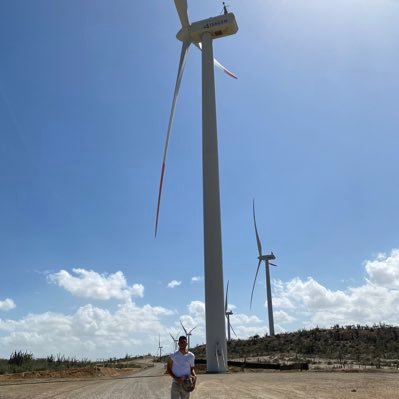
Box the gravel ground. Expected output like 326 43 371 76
0 363 398 399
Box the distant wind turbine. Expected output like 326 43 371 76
169 332 179 351
250 200 278 337
158 334 163 360
180 321 197 349
225 280 238 342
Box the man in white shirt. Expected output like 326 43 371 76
167 335 197 398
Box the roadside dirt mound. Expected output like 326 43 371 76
0 366 140 381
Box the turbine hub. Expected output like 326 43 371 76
176 27 191 42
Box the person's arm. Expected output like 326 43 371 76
190 366 197 387
167 357 183 384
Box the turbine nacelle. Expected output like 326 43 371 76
259 253 276 262
176 13 238 43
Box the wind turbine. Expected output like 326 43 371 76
180 321 197 350
250 200 278 337
155 0 239 372
158 334 163 360
169 332 179 351
225 280 237 342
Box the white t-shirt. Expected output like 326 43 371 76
170 350 195 378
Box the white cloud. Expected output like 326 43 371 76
274 310 296 324
167 280 182 288
188 301 205 318
0 298 16 311
272 249 399 328
191 276 203 283
0 300 174 359
231 313 262 325
272 294 296 310
229 313 266 339
365 249 399 288
47 269 144 300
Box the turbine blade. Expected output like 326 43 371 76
180 320 188 334
194 43 238 79
174 0 190 28
250 259 262 310
155 41 191 236
225 280 229 313
213 57 238 79
230 324 238 337
270 262 278 267
189 326 197 334
253 199 262 257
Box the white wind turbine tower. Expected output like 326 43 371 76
180 321 197 350
225 280 237 342
155 1 239 372
169 332 179 351
250 200 278 337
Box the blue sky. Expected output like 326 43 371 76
1 0 398 360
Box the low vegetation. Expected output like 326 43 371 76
0 351 152 375
191 324 399 369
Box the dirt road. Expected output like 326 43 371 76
1 364 398 398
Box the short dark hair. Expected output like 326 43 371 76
178 336 187 342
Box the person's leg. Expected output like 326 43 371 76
171 382 181 399
171 382 191 399
181 389 190 399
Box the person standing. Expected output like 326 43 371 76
167 335 197 398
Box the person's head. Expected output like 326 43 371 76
178 336 187 350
